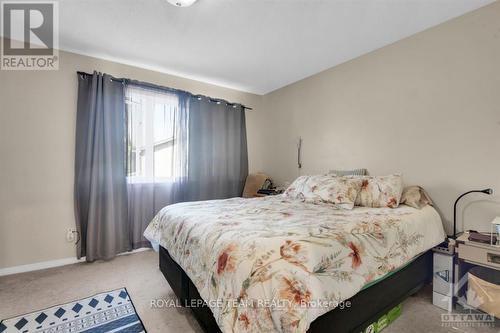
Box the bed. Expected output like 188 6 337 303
144 195 445 333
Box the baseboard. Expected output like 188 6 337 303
0 247 151 277
0 257 86 277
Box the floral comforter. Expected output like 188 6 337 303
144 195 445 333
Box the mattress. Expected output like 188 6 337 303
144 195 445 333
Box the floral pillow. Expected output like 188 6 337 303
283 175 310 198
354 174 404 208
285 175 362 209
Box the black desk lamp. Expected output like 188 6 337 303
453 188 493 239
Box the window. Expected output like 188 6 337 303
126 86 178 182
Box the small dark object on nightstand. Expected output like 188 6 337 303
468 231 497 244
257 189 283 196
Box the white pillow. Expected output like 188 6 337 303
328 168 367 176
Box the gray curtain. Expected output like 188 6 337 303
187 97 248 201
128 182 186 248
74 72 129 261
75 74 248 260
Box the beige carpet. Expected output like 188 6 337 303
0 250 497 333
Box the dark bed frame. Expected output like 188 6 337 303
159 246 433 333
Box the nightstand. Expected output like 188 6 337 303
455 232 500 315
457 232 500 270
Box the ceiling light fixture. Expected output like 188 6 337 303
166 0 198 7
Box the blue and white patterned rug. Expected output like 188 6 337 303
0 288 146 333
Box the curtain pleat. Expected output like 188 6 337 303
74 72 129 261
187 97 248 201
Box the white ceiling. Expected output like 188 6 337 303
56 0 494 94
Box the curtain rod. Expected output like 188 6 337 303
77 71 253 110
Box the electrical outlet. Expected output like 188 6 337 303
66 228 76 243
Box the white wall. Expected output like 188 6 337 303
259 1 500 235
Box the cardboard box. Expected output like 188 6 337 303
433 252 454 297
361 304 402 333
